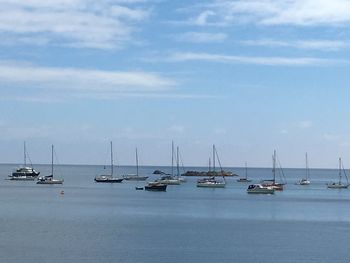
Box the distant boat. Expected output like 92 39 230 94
123 148 148 181
9 142 40 180
176 146 186 183
327 158 349 189
296 153 311 185
37 145 63 185
144 181 167 191
247 184 274 194
94 141 123 183
156 141 181 185
237 162 252 183
261 150 285 191
197 145 226 188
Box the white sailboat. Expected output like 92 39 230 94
197 145 226 188
37 145 64 185
296 153 311 185
94 141 123 183
123 148 149 181
261 150 284 191
247 184 275 194
327 158 349 189
157 141 181 185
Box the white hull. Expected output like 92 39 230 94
157 179 181 185
123 175 148 181
37 179 64 184
295 179 310 185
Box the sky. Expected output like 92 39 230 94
1 0 350 168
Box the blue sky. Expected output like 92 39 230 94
1 0 350 168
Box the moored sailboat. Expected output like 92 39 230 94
94 141 123 183
261 150 285 191
123 148 148 181
237 162 252 183
295 153 311 185
37 145 63 185
327 158 349 189
197 145 226 188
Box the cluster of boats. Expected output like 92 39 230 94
8 143 350 194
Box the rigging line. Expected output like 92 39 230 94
214 146 223 172
341 162 349 183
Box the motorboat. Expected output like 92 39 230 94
247 184 275 194
144 182 167 191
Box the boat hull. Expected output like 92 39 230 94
145 183 167 191
94 175 123 183
37 179 63 185
123 175 149 181
197 182 226 188
327 183 349 189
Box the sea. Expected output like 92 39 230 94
0 164 350 263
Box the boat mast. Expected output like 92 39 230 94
136 147 139 176
171 141 174 177
273 150 276 183
24 141 27 166
339 157 342 184
110 141 114 177
51 145 54 177
245 161 248 179
213 144 216 173
305 152 309 180
176 146 180 177
208 158 211 172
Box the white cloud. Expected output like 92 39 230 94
168 52 340 66
0 0 151 49
188 0 350 27
176 32 227 43
0 61 176 101
242 39 348 51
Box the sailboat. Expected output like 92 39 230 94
157 141 181 185
123 148 149 181
237 162 252 182
197 145 226 188
261 150 284 191
295 153 311 185
94 141 123 183
9 142 40 181
327 158 349 189
37 145 64 185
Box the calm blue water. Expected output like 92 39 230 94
1 164 350 263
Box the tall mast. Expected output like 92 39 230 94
171 141 174 177
305 152 309 180
110 141 113 176
273 150 276 183
245 161 248 179
209 158 211 172
24 141 27 166
136 147 139 176
176 146 180 177
213 144 216 172
51 145 54 177
339 157 342 184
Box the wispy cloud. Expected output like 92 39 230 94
186 0 350 27
175 32 227 43
242 39 348 51
0 0 151 49
168 52 341 66
0 61 177 101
